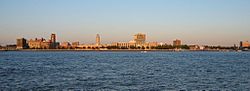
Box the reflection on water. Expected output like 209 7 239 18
0 51 250 90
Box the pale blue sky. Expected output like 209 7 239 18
0 0 250 46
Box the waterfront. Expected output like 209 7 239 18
0 51 250 90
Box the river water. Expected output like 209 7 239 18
0 51 250 90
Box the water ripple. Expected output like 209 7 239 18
0 51 250 90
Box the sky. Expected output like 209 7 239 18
0 0 250 46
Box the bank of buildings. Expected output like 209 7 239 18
16 33 59 49
16 33 187 50
55 33 157 49
110 33 158 49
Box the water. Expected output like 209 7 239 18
0 51 250 90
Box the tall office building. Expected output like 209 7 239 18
16 38 28 49
96 34 101 45
173 39 181 46
133 33 146 44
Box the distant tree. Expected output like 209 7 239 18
180 45 189 49
120 47 128 49
155 45 174 49
129 46 136 49
100 46 105 48
142 46 145 49
107 46 119 49
137 46 141 49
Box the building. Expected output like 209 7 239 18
110 33 157 49
50 33 58 49
96 34 101 46
51 33 56 43
72 41 80 48
28 33 59 49
145 42 158 49
240 41 250 48
6 45 17 50
77 44 101 49
189 45 204 50
16 38 28 49
28 38 50 49
111 42 158 49
111 42 131 49
133 33 146 45
173 39 181 46
70 34 104 49
0 45 5 50
60 42 71 49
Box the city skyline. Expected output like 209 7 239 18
1 0 250 46
9 33 249 51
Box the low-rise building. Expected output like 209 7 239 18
109 33 158 49
28 38 51 49
28 33 59 49
60 42 71 49
111 42 158 49
6 45 17 50
77 44 100 49
240 41 250 48
72 42 80 48
111 42 130 49
189 45 199 50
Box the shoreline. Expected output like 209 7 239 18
0 49 245 52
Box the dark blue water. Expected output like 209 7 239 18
0 51 250 90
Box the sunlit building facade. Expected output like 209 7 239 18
173 39 181 46
240 41 250 48
28 33 59 49
72 42 80 48
60 42 71 49
111 33 158 49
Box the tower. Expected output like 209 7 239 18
50 33 58 49
96 34 100 45
133 33 146 44
51 33 56 43
16 38 28 49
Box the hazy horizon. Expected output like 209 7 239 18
0 0 250 46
